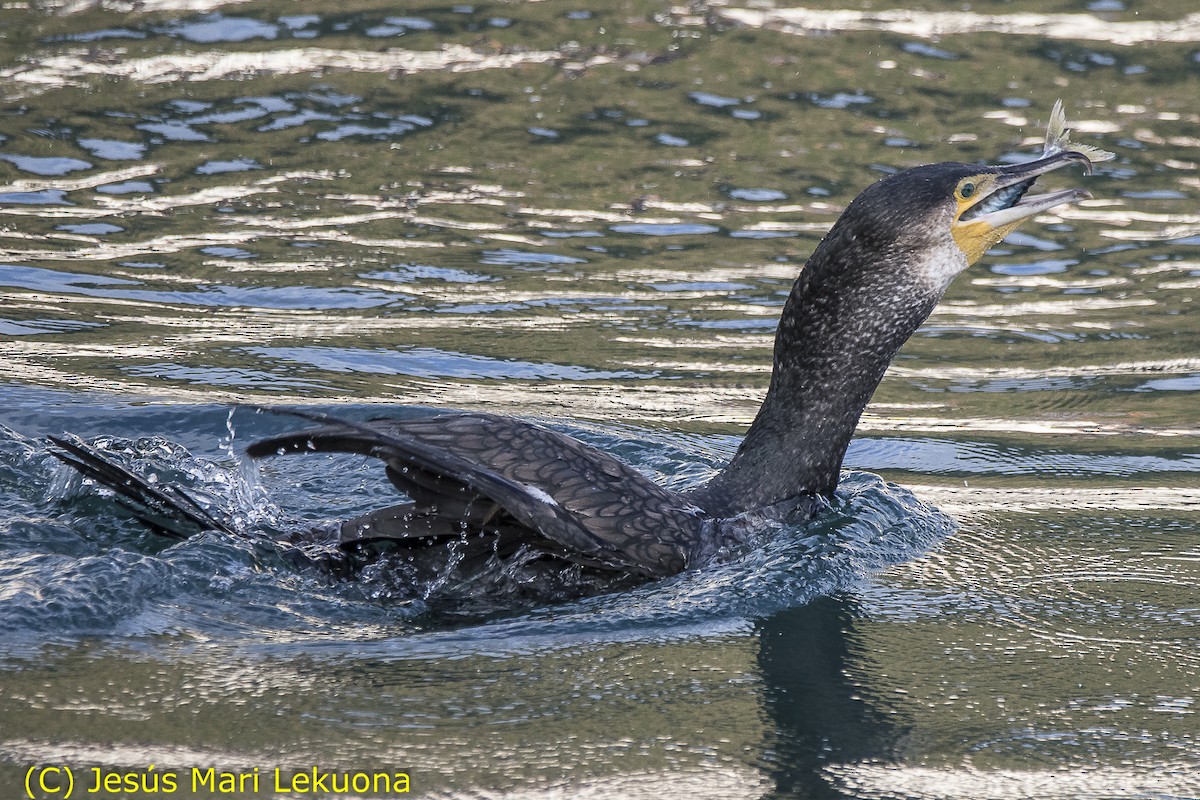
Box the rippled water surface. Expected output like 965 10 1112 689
1 1 1199 798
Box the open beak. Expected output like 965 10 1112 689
961 150 1094 228
953 150 1094 263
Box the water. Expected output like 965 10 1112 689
2 1 1199 797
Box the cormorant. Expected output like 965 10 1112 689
49 148 1097 594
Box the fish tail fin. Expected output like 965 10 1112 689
1045 98 1068 152
1043 98 1115 163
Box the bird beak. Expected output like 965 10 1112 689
953 150 1094 264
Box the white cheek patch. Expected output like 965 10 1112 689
918 241 971 293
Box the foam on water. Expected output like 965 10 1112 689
0 404 954 660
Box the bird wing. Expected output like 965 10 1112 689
246 410 702 577
47 434 235 539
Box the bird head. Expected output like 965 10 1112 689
947 150 1094 264
826 149 1095 292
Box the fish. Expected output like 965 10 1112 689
964 100 1113 223
1043 98 1116 163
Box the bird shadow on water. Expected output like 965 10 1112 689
0 399 956 661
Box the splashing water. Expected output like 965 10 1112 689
3 410 954 651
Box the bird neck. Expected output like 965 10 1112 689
694 233 945 517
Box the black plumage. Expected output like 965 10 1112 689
246 411 704 578
48 151 1094 596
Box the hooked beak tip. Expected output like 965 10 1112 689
995 148 1095 185
1065 150 1095 176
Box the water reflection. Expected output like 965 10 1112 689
705 6 1200 46
758 597 903 799
1 0 1199 797
2 44 572 93
0 264 403 309
249 345 655 380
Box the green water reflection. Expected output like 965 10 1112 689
1 1 1199 798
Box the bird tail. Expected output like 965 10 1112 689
47 434 236 540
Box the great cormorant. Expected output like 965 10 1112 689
49 147 1097 594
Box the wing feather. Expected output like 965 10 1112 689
247 409 701 577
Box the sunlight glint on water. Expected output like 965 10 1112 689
1 2 1198 798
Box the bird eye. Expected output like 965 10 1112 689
959 182 976 199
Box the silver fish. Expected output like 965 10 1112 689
1043 98 1115 163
